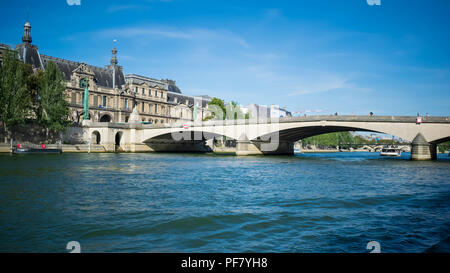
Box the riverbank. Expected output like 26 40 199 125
1 143 445 155
0 143 107 153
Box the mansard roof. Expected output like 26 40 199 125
167 91 210 108
167 83 181 93
125 74 168 89
15 43 44 70
40 54 126 89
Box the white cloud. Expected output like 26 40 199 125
287 76 351 96
97 26 250 48
66 0 81 6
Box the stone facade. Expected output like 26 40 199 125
3 22 210 125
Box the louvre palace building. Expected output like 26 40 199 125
0 22 211 125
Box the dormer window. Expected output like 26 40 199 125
142 88 145 95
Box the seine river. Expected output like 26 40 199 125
0 152 449 253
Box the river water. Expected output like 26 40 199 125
0 152 449 253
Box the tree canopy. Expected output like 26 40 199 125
0 49 32 141
0 49 70 142
204 97 249 121
301 132 355 147
36 61 70 132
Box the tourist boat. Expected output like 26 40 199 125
294 147 302 154
379 146 402 157
12 144 62 154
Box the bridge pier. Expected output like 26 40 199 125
252 140 294 155
235 135 261 156
411 133 436 160
236 137 294 156
430 143 438 160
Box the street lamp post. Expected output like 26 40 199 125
80 78 89 120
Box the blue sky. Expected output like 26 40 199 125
1 0 450 116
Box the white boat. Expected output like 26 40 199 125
380 146 402 157
294 147 302 154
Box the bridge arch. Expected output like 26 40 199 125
429 136 450 145
143 130 236 144
255 126 381 143
252 122 418 143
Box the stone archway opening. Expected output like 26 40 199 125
115 131 123 152
91 131 101 144
100 114 112 123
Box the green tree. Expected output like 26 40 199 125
27 69 44 119
438 141 450 153
0 49 32 142
204 98 249 121
302 132 355 148
204 97 226 121
37 61 70 135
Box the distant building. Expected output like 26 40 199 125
246 104 270 120
270 105 292 118
242 103 291 120
2 21 210 124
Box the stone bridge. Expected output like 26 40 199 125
81 115 450 160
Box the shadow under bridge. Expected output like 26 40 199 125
142 130 235 153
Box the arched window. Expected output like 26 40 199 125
100 114 112 122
